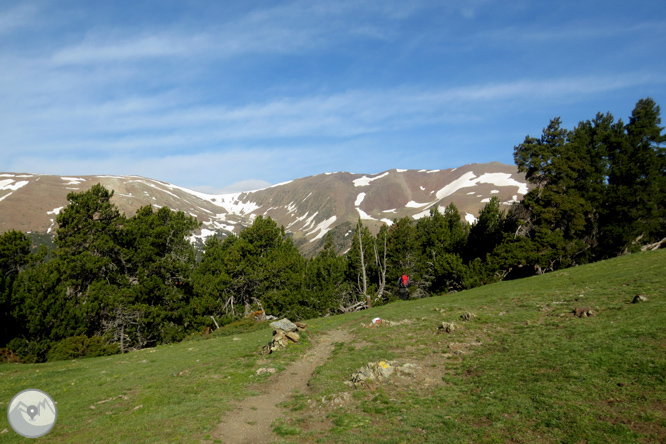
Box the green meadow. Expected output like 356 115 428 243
2 249 665 443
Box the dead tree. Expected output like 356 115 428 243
374 229 387 302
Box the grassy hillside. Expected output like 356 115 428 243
1 250 665 443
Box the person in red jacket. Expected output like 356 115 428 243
398 274 410 300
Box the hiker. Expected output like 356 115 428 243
398 274 410 300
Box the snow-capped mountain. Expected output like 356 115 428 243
0 162 529 253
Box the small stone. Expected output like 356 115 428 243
438 322 456 334
1 428 8 434
133 405 143 410
573 307 595 318
460 312 476 321
632 294 648 303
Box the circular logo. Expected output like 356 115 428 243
7 389 57 438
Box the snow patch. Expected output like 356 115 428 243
395 169 407 172
353 171 389 187
420 186 425 191
0 179 29 191
435 171 528 200
0 192 13 202
188 228 218 243
412 208 431 220
355 193 366 206
61 177 85 185
481 198 491 203
357 208 376 221
47 206 64 216
502 195 520 204
302 212 319 231
405 200 432 208
308 216 337 241
381 218 394 226
465 213 477 224
491 190 499 194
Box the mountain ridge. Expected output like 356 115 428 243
0 162 529 254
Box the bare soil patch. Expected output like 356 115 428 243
205 329 352 444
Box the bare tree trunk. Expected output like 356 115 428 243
374 231 387 301
358 225 369 308
641 236 666 251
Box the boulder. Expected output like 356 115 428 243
270 318 298 333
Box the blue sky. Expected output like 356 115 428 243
1 0 664 193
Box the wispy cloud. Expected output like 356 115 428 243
3 73 662 156
0 3 38 35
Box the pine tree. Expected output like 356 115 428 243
602 98 666 254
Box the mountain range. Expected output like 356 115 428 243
0 162 529 254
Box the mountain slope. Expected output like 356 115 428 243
0 162 528 252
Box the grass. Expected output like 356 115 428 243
1 249 665 443
0 324 310 443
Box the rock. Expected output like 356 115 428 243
270 318 298 333
573 307 595 318
1 428 8 434
284 330 300 343
350 361 395 387
460 312 476 321
632 294 648 303
295 321 308 330
438 322 456 334
263 318 302 354
256 367 277 375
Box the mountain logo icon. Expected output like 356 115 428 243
7 389 57 438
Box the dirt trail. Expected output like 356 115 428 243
207 329 352 444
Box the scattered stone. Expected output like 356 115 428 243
1 428 8 434
133 405 143 410
256 367 277 375
632 294 648 303
573 307 595 318
363 318 412 328
499 311 506 316
89 405 96 409
396 363 420 376
328 392 352 406
295 321 308 330
460 312 476 321
438 322 456 334
97 395 129 404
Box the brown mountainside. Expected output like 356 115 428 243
0 162 529 254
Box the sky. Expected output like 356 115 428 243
1 1 665 193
